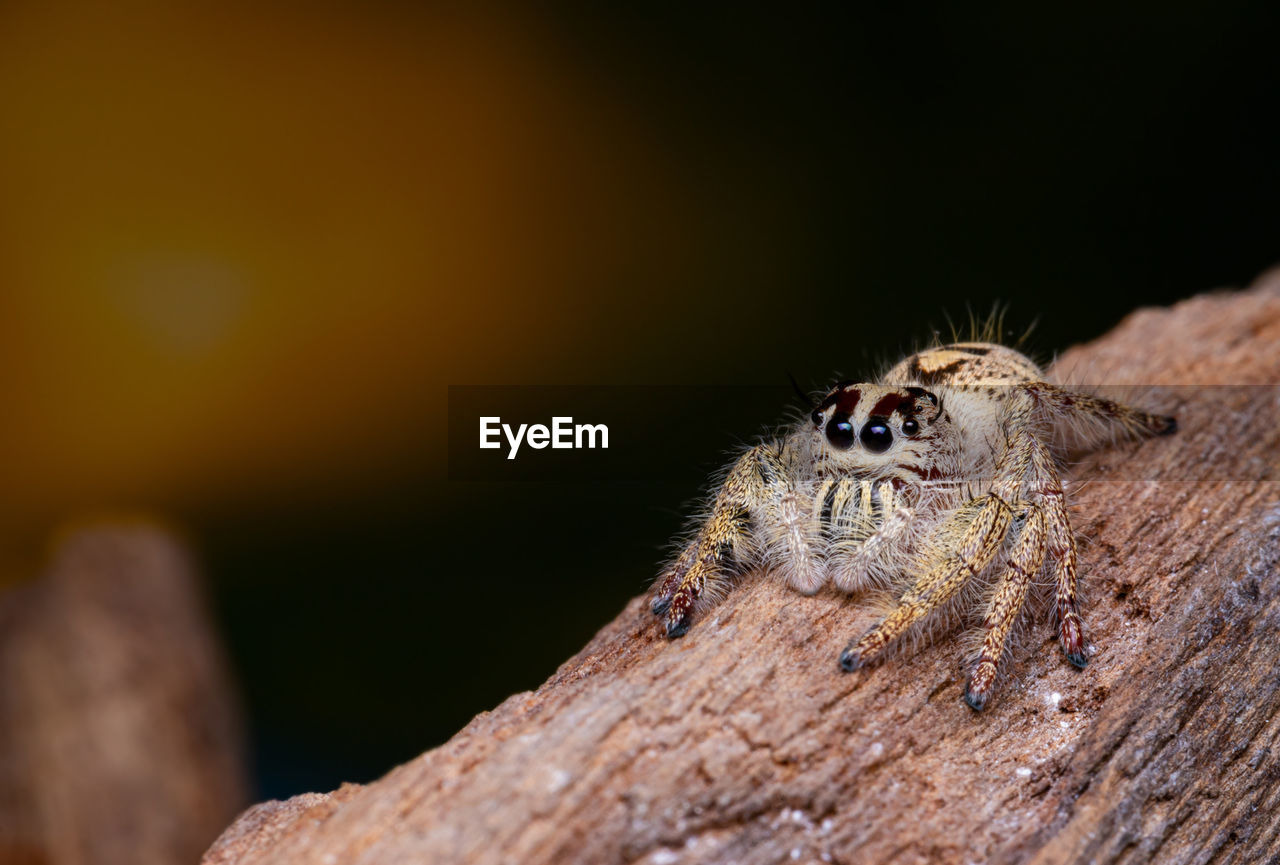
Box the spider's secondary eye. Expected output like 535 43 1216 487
860 418 894 453
826 417 855 449
811 408 824 427
901 418 920 436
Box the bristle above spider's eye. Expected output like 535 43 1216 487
860 418 894 453
826 417 855 449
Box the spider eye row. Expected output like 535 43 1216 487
818 412 923 452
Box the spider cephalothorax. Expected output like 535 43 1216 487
650 341 1175 710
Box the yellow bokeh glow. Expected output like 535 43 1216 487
0 0 704 571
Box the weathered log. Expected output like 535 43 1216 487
0 525 249 865
205 274 1280 865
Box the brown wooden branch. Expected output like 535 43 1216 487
205 273 1280 865
0 525 249 865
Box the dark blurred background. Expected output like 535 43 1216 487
1 1 1277 801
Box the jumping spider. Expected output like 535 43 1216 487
650 341 1176 710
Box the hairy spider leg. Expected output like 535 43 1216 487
651 444 781 637
963 506 1046 710
839 393 1039 673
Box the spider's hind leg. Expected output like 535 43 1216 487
1029 382 1177 443
1029 436 1089 666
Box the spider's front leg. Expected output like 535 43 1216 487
650 443 783 637
963 505 1045 709
838 489 1015 672
839 396 1040 686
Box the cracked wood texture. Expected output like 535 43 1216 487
205 275 1280 865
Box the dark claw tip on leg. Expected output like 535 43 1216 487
1066 650 1088 669
838 648 862 672
1159 415 1177 436
963 687 988 712
650 597 671 617
664 618 690 639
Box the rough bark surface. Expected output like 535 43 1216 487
206 274 1280 865
0 525 249 865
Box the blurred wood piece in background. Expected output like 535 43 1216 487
0 525 248 865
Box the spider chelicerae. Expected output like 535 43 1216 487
650 340 1176 710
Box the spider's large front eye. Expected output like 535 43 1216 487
860 417 894 453
825 417 855 449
